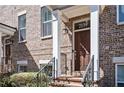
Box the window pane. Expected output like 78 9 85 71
119 5 124 22
43 24 48 36
118 83 124 87
47 22 52 35
43 22 52 36
20 29 26 41
44 11 48 21
20 66 27 72
117 65 124 82
18 14 26 28
48 11 52 21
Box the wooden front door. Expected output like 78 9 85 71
74 30 90 71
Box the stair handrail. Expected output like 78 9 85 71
35 57 55 87
36 57 55 75
80 43 89 55
82 55 94 86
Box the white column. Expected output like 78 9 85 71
90 5 99 81
0 32 3 73
52 10 61 78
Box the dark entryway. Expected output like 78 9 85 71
5 44 11 65
3 38 12 73
74 30 90 71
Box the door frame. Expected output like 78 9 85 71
115 63 124 87
3 36 11 65
72 18 90 74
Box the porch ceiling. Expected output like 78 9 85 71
49 5 90 22
0 23 16 36
49 5 74 10
61 5 90 19
49 5 90 18
49 5 105 22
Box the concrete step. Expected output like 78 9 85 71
64 83 83 87
55 76 82 83
50 82 65 87
50 82 83 87
51 75 83 87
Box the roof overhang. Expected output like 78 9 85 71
48 5 90 22
48 5 74 10
0 23 16 36
48 5 106 22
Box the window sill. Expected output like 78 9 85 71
117 21 124 25
18 40 27 44
41 35 52 40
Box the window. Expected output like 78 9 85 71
116 64 124 87
117 5 124 24
17 60 28 72
19 65 27 72
18 14 26 42
41 7 52 37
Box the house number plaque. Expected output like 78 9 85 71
74 20 90 30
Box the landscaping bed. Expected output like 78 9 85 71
0 72 51 87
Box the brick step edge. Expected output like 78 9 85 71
50 82 83 87
54 77 82 83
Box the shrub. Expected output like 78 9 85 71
0 73 14 87
10 72 51 87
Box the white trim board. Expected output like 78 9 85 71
39 60 50 64
113 57 124 63
17 60 28 65
90 5 99 81
17 10 27 16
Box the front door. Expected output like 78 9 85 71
74 30 90 71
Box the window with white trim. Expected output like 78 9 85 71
117 5 124 24
18 65 27 72
116 64 124 87
18 14 26 42
41 7 52 37
17 60 28 72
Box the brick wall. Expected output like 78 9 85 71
99 5 124 86
0 5 73 74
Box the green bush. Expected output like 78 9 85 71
10 72 51 87
0 73 14 87
10 72 35 86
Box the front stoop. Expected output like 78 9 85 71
50 76 83 87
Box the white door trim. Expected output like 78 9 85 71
72 18 90 73
3 36 11 65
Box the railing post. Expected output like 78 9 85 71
36 74 39 87
52 57 56 81
91 55 94 81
